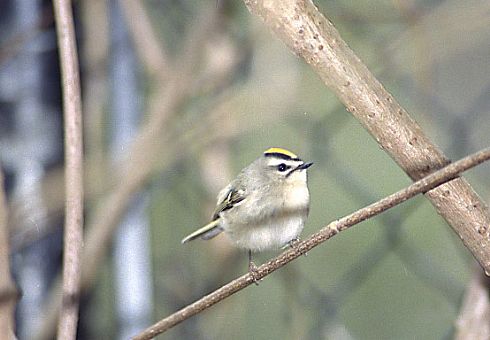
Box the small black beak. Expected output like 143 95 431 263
287 162 313 177
297 162 313 170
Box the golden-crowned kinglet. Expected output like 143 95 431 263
182 147 313 270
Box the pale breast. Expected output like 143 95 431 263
284 182 310 210
225 215 306 251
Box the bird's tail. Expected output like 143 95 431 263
181 219 223 244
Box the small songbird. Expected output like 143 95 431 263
181 147 313 272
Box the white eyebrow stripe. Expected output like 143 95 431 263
267 159 302 167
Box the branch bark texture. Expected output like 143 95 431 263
53 0 84 339
243 0 490 272
133 148 490 339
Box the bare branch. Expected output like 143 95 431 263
132 147 490 340
52 0 84 339
242 0 490 272
34 7 222 340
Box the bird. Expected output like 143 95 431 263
181 147 313 275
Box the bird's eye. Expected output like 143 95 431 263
277 163 288 172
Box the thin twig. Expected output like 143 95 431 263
132 147 490 340
242 0 490 273
34 6 222 340
53 1 84 340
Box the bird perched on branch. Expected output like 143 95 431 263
182 147 313 275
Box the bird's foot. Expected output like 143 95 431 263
284 237 307 256
248 261 261 285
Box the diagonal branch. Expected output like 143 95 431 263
242 0 490 272
132 147 490 340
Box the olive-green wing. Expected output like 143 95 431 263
181 186 246 244
212 187 246 220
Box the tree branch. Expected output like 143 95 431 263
242 0 490 272
53 0 84 339
132 147 490 340
34 7 223 340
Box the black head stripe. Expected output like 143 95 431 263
264 152 302 162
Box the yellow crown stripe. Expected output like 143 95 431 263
263 147 298 159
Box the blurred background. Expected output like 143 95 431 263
1 0 489 339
